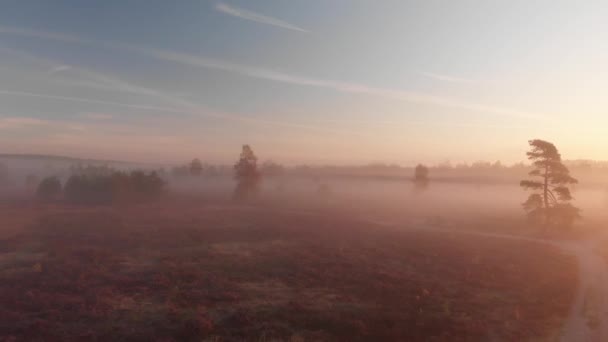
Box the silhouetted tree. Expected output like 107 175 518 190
36 176 62 200
414 164 429 183
65 171 165 204
190 158 203 177
413 164 430 192
234 145 261 200
64 174 113 204
129 171 165 199
520 139 580 227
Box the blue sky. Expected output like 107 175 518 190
1 0 607 165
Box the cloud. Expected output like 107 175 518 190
83 112 113 120
0 46 369 135
0 25 545 120
0 116 84 131
215 2 309 33
48 65 71 75
0 116 50 129
133 47 543 119
0 26 86 44
0 89 182 112
1 46 172 99
420 72 478 84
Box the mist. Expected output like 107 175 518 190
3 1 608 339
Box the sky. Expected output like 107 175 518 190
0 0 607 165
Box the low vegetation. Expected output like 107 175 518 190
64 171 165 204
0 203 577 341
35 176 62 201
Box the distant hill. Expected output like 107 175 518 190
0 153 136 165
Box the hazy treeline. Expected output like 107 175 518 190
33 164 166 204
3 154 608 191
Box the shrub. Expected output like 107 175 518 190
414 164 429 183
64 174 113 204
64 171 165 205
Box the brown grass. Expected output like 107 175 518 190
0 200 577 341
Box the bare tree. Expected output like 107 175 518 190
520 139 580 227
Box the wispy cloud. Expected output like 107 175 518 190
0 116 49 129
0 25 545 121
133 47 543 119
48 65 71 75
0 116 85 131
0 88 363 138
420 71 478 84
0 45 172 99
0 43 372 136
215 2 309 33
82 112 114 120
0 26 86 44
0 89 181 112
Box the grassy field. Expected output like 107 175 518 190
0 199 577 341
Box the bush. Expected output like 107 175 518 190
36 177 62 200
414 164 429 183
64 174 113 204
65 171 165 205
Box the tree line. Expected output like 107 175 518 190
36 170 165 204
29 139 581 228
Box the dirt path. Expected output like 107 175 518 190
558 237 608 342
361 217 608 341
454 230 608 342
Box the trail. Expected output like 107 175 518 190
237 205 608 340
362 217 608 342
558 237 608 342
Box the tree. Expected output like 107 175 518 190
233 145 261 200
413 164 430 192
520 139 580 227
36 176 62 201
190 158 203 177
414 164 429 183
64 171 165 205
